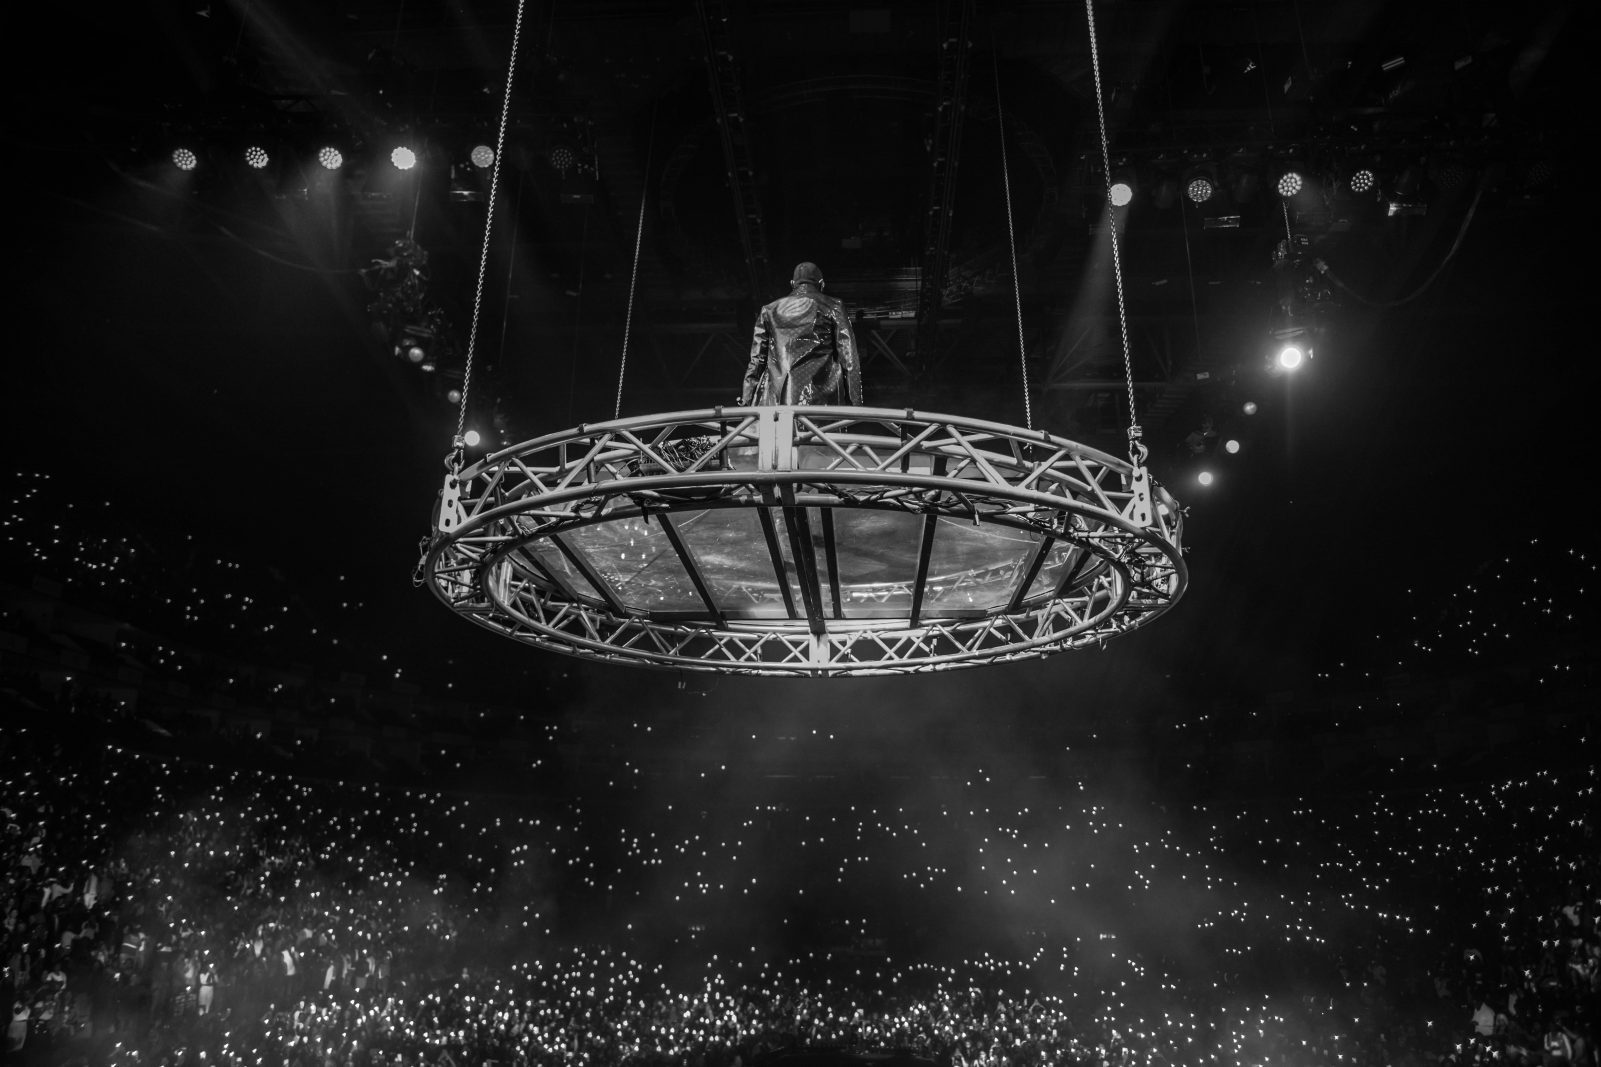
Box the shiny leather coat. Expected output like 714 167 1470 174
740 282 862 406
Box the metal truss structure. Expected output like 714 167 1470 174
425 407 1185 676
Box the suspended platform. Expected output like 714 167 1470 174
424 406 1185 676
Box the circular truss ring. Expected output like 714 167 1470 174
425 406 1186 676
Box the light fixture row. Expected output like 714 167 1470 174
168 141 497 174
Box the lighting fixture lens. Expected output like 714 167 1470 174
1276 171 1304 197
1108 181 1134 207
1197 470 1215 487
244 146 269 169
317 146 344 170
391 146 417 171
1277 344 1306 370
1224 439 1240 455
1350 168 1375 194
550 146 576 170
1242 401 1258 416
405 345 427 364
1186 177 1214 204
470 144 495 169
172 147 198 172
464 430 482 447
447 388 463 405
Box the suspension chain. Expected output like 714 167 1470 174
453 0 529 467
1082 0 1144 463
614 114 656 421
994 53 1032 431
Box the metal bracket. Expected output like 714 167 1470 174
438 473 466 534
1127 465 1154 529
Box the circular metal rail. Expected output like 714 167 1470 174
424 406 1185 676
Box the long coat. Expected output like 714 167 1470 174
740 283 862 406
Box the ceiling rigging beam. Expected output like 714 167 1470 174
695 0 771 302
915 0 976 366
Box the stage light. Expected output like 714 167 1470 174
1276 169 1304 197
1276 343 1306 370
1108 180 1134 207
317 146 344 171
447 388 463 405
405 344 427 364
1242 401 1258 416
1197 470 1215 487
172 147 198 172
463 430 482 447
1186 176 1214 204
1224 439 1240 454
391 146 417 171
549 145 576 171
470 145 495 169
244 146 269 169
1350 168 1375 194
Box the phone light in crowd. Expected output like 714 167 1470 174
244 146 270 169
1276 170 1304 197
1197 470 1215 487
317 146 344 171
1277 343 1306 370
172 147 198 172
1242 401 1258 416
1224 439 1241 454
463 430 482 447
391 146 418 171
1108 180 1134 207
470 145 496 169
1350 168 1376 194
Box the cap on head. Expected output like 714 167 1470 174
791 262 824 287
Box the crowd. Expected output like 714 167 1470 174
1 709 1595 1067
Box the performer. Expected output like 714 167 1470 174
741 262 862 406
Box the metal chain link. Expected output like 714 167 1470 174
453 0 529 460
994 53 1032 431
1082 0 1142 459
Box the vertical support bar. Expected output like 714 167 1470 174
908 512 939 627
755 504 797 618
1006 534 1055 613
821 508 843 618
654 511 725 625
780 494 826 636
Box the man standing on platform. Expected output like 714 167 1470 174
741 262 862 406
